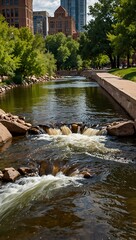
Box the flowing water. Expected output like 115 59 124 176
0 77 136 240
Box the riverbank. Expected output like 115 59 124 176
93 72 136 120
0 75 59 94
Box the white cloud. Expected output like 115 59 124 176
33 0 97 21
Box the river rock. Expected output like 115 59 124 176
0 120 30 136
0 109 6 115
71 123 79 133
0 122 12 144
28 126 41 135
107 120 135 136
18 167 36 176
80 170 93 178
39 161 53 176
2 167 20 182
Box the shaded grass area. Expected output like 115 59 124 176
109 68 136 82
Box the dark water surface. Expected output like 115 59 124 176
0 77 136 240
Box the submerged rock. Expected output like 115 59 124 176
71 123 79 133
39 160 53 176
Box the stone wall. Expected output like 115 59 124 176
92 72 136 120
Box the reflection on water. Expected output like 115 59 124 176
0 77 136 240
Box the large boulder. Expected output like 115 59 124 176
2 167 20 182
0 109 6 115
107 121 135 136
0 120 30 136
0 122 12 144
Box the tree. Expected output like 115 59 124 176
83 0 118 68
45 33 82 70
45 52 56 77
108 0 136 67
0 15 19 77
57 45 70 69
12 27 56 82
65 37 82 70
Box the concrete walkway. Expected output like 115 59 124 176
94 72 136 120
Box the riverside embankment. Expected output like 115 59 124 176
58 69 136 120
91 72 136 120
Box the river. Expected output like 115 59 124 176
0 77 136 240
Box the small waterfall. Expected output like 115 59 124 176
60 125 72 135
83 128 100 136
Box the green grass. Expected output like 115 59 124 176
108 67 136 82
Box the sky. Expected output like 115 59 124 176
33 0 97 22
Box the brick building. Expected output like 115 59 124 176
48 6 77 37
0 0 33 32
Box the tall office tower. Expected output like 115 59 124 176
33 11 49 37
0 0 33 32
61 0 87 32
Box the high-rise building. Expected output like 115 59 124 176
61 0 87 32
0 0 33 32
33 11 49 37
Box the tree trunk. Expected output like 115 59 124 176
117 55 120 68
109 54 116 69
127 53 130 67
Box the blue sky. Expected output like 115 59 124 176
33 0 97 22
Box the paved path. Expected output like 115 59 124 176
95 72 136 119
97 72 136 101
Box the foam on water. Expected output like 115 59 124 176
36 133 119 155
0 173 82 221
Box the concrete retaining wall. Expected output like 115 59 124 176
92 72 136 120
58 69 136 120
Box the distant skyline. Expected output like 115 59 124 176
33 0 97 22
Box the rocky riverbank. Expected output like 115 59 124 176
0 75 59 94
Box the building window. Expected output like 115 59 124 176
6 9 10 17
2 9 6 16
14 0 19 5
15 8 18 17
11 8 13 17
10 0 13 5
6 0 9 5
57 21 62 28
50 21 55 28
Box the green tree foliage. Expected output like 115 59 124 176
0 15 20 77
108 0 136 66
0 16 56 82
45 33 82 70
45 52 57 77
84 0 118 68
